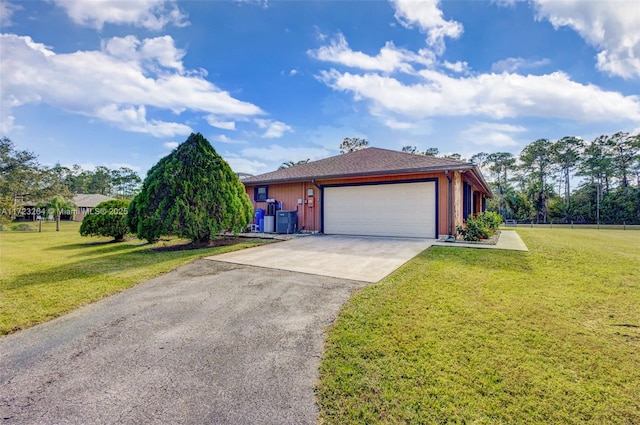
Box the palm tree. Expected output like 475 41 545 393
278 159 310 170
38 195 76 231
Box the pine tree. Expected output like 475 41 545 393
127 133 253 243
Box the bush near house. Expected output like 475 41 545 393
80 199 130 241
457 211 502 241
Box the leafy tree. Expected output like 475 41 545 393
88 166 113 195
401 146 440 156
552 136 583 216
442 153 465 161
609 132 640 189
484 152 516 217
110 167 142 198
0 137 39 200
38 163 73 199
470 152 487 166
80 199 130 241
278 159 310 170
424 147 439 156
38 195 76 231
505 192 535 220
339 137 369 154
580 135 616 193
520 139 555 222
0 137 37 175
127 133 253 243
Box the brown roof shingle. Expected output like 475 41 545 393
242 147 473 184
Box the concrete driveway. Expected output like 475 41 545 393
207 235 435 282
0 261 366 424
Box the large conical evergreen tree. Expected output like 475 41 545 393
127 133 253 243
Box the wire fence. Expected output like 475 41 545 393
503 220 640 230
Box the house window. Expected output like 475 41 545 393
254 186 268 202
463 182 473 220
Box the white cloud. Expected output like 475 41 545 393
491 57 550 73
241 144 329 162
0 33 264 137
443 60 470 74
289 69 298 76
491 0 517 7
233 0 269 9
0 1 22 27
206 115 236 130
459 122 526 147
384 118 414 129
318 68 640 123
52 0 188 30
223 154 267 175
390 0 463 54
94 104 192 137
211 134 246 145
163 141 179 149
308 32 434 73
534 0 640 79
255 119 293 138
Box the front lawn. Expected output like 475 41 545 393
317 228 640 424
0 221 267 335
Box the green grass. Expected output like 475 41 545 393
317 229 640 424
0 221 267 335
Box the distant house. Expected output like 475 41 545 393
242 147 492 239
72 194 114 222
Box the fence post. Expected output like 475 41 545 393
571 221 573 229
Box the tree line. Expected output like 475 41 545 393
0 137 142 203
405 132 639 224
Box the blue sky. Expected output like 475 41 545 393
1 0 639 176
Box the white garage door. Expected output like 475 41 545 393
324 181 436 238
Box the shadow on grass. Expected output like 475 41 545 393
44 238 141 251
2 246 217 291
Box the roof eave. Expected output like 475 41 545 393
242 163 474 185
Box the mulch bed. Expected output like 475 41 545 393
149 237 270 252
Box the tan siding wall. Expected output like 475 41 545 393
245 182 320 232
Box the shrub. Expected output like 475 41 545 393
477 211 502 231
12 223 36 232
457 211 503 242
80 199 130 241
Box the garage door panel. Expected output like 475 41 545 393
324 182 436 238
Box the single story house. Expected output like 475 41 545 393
241 147 492 239
72 194 114 221
14 194 114 221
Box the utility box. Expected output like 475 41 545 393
264 216 275 233
276 210 297 234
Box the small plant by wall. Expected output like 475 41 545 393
457 211 503 242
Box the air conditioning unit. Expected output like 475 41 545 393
276 211 297 234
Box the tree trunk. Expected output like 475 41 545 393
56 214 60 231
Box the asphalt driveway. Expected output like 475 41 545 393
208 235 435 282
0 260 366 424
